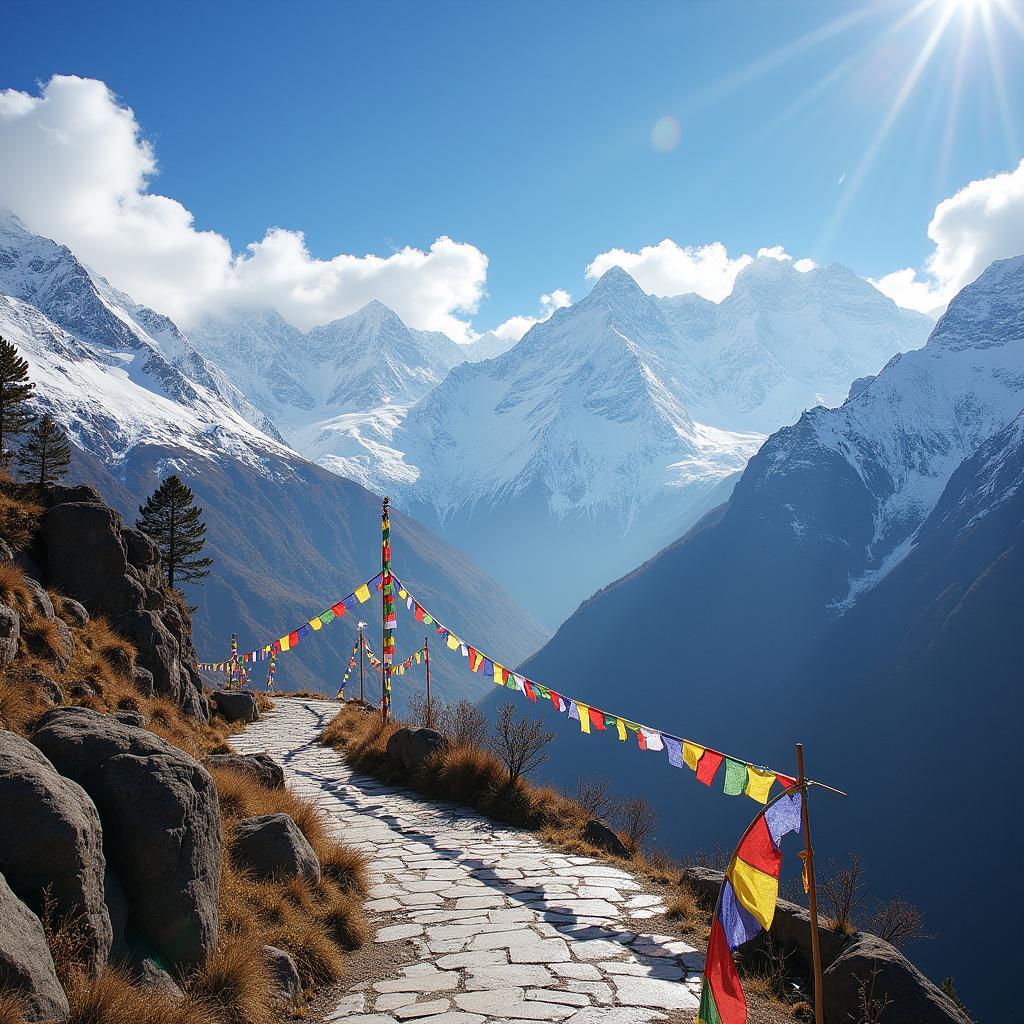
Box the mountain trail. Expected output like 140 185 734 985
233 698 709 1024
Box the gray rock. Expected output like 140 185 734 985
0 604 19 671
59 598 89 628
133 666 155 698
822 933 971 1024
27 670 64 705
122 527 159 572
231 813 321 886
21 578 54 622
0 872 70 1022
0 540 12 563
204 752 284 789
211 690 259 724
386 727 444 774
582 820 629 859
115 610 181 702
50 618 73 674
135 955 184 999
264 944 302 1005
114 710 146 728
32 708 221 971
0 729 112 969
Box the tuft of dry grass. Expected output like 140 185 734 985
0 489 42 552
0 561 32 613
64 967 217 1024
0 675 43 733
666 881 709 938
0 990 27 1024
187 933 275 1024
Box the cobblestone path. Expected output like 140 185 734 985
233 698 703 1024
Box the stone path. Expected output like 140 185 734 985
233 699 703 1024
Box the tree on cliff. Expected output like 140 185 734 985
136 475 213 590
0 335 36 467
17 413 72 485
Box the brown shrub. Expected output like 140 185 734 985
0 562 31 613
0 490 42 552
0 675 40 733
64 968 216 1024
21 616 67 664
666 880 707 936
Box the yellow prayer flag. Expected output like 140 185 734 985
493 663 504 685
728 856 779 931
682 741 705 772
309 617 322 631
615 718 626 741
577 702 591 734
399 589 407 599
279 635 291 652
355 584 371 604
446 633 460 650
745 766 776 804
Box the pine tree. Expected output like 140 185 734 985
17 414 72 485
0 335 36 466
136 475 213 590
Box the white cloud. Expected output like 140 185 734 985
586 239 816 300
0 76 488 340
492 289 572 341
871 159 1024 316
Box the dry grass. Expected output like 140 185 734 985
0 488 42 552
0 675 42 732
188 933 275 1024
64 968 217 1024
0 990 27 1024
0 561 32 613
666 881 708 937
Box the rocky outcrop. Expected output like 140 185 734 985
204 752 284 789
264 944 301 1006
211 690 259 724
28 484 206 719
386 727 444 774
0 730 112 970
680 867 967 1022
0 872 69 1022
32 707 221 970
0 604 19 670
231 813 321 885
582 819 629 859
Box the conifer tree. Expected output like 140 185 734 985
0 335 36 466
17 414 72 485
136 475 213 590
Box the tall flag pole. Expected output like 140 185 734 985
424 635 431 728
229 632 238 690
381 497 395 723
358 621 366 702
267 649 276 691
797 744 825 1024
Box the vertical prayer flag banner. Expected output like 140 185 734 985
381 498 395 719
697 788 804 1024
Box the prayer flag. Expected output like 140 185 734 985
447 633 460 651
744 767 776 804
523 681 537 702
639 727 664 751
723 759 748 796
576 703 591 733
279 635 291 652
697 920 746 1024
309 617 323 631
663 735 684 768
683 741 705 772
355 584 371 604
588 707 605 731
697 749 725 786
616 718 627 741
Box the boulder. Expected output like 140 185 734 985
122 527 159 573
204 752 284 790
133 666 155 698
40 483 104 508
115 610 179 701
179 678 208 722
211 690 259 724
21 578 54 621
40 502 144 619
582 819 629 859
822 933 971 1024
32 708 220 970
58 598 89 628
231 813 321 886
114 710 146 729
264 944 301 1006
386 727 444 774
135 955 184 999
0 729 112 969
0 604 19 670
50 618 73 674
26 671 63 706
0 872 69 1022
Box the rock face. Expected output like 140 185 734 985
264 944 302 1006
204 752 284 789
0 729 112 969
581 819 629 859
211 690 259 723
0 871 70 1022
231 813 321 885
31 485 206 718
822 933 971 1024
386 727 444 774
0 604 19 670
32 707 221 970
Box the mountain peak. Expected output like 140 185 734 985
588 265 645 298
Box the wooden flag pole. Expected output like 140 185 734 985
381 496 390 725
424 636 431 728
797 743 825 1024
358 625 365 703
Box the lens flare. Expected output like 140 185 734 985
651 115 682 153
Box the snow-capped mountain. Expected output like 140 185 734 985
0 218 548 697
0 212 284 445
322 261 932 624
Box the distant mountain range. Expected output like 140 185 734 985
190 257 932 626
0 211 548 698
510 255 1024 1020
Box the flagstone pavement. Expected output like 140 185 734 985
233 698 704 1024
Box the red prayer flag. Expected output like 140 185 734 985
550 691 562 711
588 707 606 731
523 681 537 702
288 631 299 648
696 749 725 786
331 602 347 617
735 815 782 878
775 772 796 790
705 919 747 1024
415 604 425 622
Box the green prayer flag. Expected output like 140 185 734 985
320 610 335 625
696 981 721 1024
723 758 748 796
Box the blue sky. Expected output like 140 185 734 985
2 0 1022 336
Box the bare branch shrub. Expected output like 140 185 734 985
819 853 866 933
614 797 657 854
492 702 554 786
865 898 930 949
855 964 893 1024
573 775 620 820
